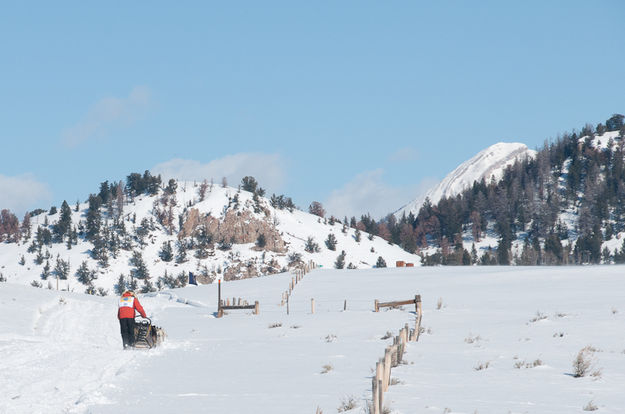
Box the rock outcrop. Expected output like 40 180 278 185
179 208 287 253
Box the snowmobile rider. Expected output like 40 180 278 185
118 290 147 349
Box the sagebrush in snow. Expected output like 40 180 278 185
583 400 598 411
320 364 333 374
474 361 490 371
337 395 358 412
529 311 548 323
573 346 594 377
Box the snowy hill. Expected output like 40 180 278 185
2 265 625 413
395 142 536 218
0 181 419 294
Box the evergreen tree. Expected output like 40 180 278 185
41 260 51 280
85 195 102 242
54 257 70 280
304 236 320 253
165 179 177 195
75 260 96 285
130 251 150 280
159 240 174 262
375 256 387 268
115 275 126 295
325 233 337 251
334 251 346 269
241 176 258 193
354 228 361 242
176 241 188 263
256 234 267 249
54 200 72 241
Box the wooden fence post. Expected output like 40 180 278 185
415 295 423 341
254 301 259 315
383 347 391 392
287 295 290 315
344 299 347 311
217 279 222 317
374 299 379 312
311 298 315 314
373 361 381 414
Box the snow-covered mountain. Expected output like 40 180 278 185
0 181 419 293
395 142 537 218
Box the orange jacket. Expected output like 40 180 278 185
118 292 147 319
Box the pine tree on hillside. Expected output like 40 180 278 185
354 228 361 242
53 200 72 241
41 260 51 280
304 237 320 253
606 114 624 131
165 179 177 195
256 234 267 249
76 260 96 285
86 195 102 242
54 257 70 280
130 251 149 280
241 176 258 193
176 241 188 263
325 233 337 251
334 251 346 269
375 256 387 268
159 241 174 262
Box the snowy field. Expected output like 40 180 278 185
2 266 625 413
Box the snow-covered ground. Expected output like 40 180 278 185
2 266 625 413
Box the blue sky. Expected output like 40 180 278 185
1 1 623 219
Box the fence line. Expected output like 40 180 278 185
371 295 423 414
281 260 316 314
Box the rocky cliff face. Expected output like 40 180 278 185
179 208 287 253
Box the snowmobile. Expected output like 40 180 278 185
133 316 166 349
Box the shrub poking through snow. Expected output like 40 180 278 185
436 297 443 310
573 346 596 377
583 400 598 411
325 334 337 343
474 361 490 371
321 364 333 374
529 311 548 323
337 395 358 412
514 359 543 369
268 322 282 329
464 333 482 344
381 331 393 340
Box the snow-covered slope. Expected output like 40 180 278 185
396 142 537 218
2 265 624 413
0 182 419 293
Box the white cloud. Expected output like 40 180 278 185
324 169 436 219
61 86 152 147
388 147 420 162
0 174 52 216
151 153 287 192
